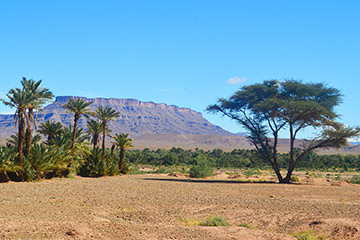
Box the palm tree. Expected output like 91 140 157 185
52 124 90 169
38 120 63 145
21 78 54 157
111 133 133 171
1 88 30 166
62 98 93 150
94 106 120 155
86 119 105 149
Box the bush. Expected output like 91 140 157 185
78 149 119 177
350 175 360 184
0 146 20 182
290 175 300 183
200 216 230 227
20 144 71 181
189 155 214 178
120 162 130 174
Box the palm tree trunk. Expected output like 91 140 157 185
25 108 33 158
102 120 107 156
18 110 26 167
111 145 115 158
93 134 98 149
119 147 125 171
72 113 80 151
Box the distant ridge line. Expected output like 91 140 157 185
55 96 201 116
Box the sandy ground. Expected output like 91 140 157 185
0 174 359 240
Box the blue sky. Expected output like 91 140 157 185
0 1 359 138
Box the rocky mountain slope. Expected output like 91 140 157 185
0 96 231 140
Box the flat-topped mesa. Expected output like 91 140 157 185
0 95 232 139
54 96 201 116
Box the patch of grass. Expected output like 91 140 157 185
225 172 238 176
155 166 188 174
291 231 324 240
66 173 75 179
127 166 144 175
238 223 253 228
290 175 301 183
243 169 261 177
350 175 360 184
312 172 323 178
153 166 172 174
334 174 342 181
178 217 200 226
117 206 137 212
200 216 230 227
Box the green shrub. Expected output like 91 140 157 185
350 175 360 184
290 175 300 183
200 216 230 227
189 155 214 178
19 144 71 181
0 146 20 182
189 165 213 178
120 162 130 174
78 149 119 177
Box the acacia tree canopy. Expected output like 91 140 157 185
207 79 359 183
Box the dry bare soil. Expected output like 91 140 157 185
0 174 359 240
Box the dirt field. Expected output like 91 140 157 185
0 174 359 240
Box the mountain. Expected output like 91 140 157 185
0 96 232 141
0 96 356 153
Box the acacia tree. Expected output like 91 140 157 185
208 80 359 183
94 106 120 155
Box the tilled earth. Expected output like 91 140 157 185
0 174 359 239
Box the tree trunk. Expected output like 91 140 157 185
281 124 295 183
272 163 284 183
111 145 115 158
119 147 125 171
72 113 80 151
93 134 98 149
0 169 10 183
25 108 33 158
271 132 284 183
18 110 26 167
283 151 308 183
102 120 107 156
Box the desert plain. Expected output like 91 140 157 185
0 173 359 240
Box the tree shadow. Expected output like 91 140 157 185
142 177 276 184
